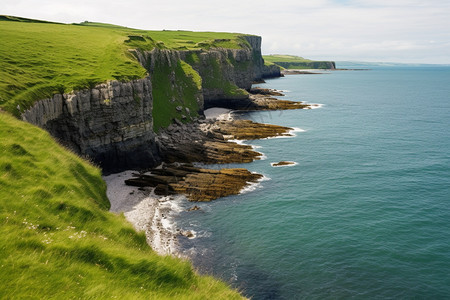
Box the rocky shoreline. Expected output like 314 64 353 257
105 89 310 255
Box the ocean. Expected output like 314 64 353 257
176 66 450 299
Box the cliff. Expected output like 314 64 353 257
262 64 282 78
275 60 336 69
134 35 265 113
263 54 336 70
21 77 160 173
20 33 268 173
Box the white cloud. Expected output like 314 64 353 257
2 0 450 63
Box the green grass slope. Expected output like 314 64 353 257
0 112 243 299
0 16 249 117
263 54 335 69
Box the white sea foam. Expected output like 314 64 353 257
290 127 306 134
229 139 266 159
240 181 261 194
230 261 239 282
229 139 261 150
240 174 271 194
196 230 212 238
308 103 324 109
228 139 244 145
262 127 306 140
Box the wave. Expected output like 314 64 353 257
261 127 306 140
229 139 266 159
308 103 324 109
240 174 271 194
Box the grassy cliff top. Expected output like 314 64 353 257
0 15 251 116
263 54 314 64
263 54 335 70
0 111 243 299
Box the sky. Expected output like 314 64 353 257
3 0 450 64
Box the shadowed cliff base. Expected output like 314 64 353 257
204 88 311 111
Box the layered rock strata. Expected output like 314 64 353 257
21 77 160 173
157 106 296 166
211 119 294 140
125 164 262 202
157 120 263 164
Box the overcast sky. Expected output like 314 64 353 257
3 0 450 64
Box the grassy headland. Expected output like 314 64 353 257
263 54 335 69
0 111 243 299
0 16 249 298
0 16 250 121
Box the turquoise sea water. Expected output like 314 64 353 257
178 66 450 299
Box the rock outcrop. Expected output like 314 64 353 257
134 40 262 109
262 64 282 78
272 161 296 167
244 36 265 81
157 119 263 165
21 77 160 174
125 164 263 202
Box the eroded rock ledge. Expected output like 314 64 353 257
157 117 293 165
125 164 262 202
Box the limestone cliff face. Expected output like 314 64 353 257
135 37 263 107
21 78 160 174
243 36 265 81
185 48 253 101
133 48 204 111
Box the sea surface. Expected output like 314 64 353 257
177 66 450 299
